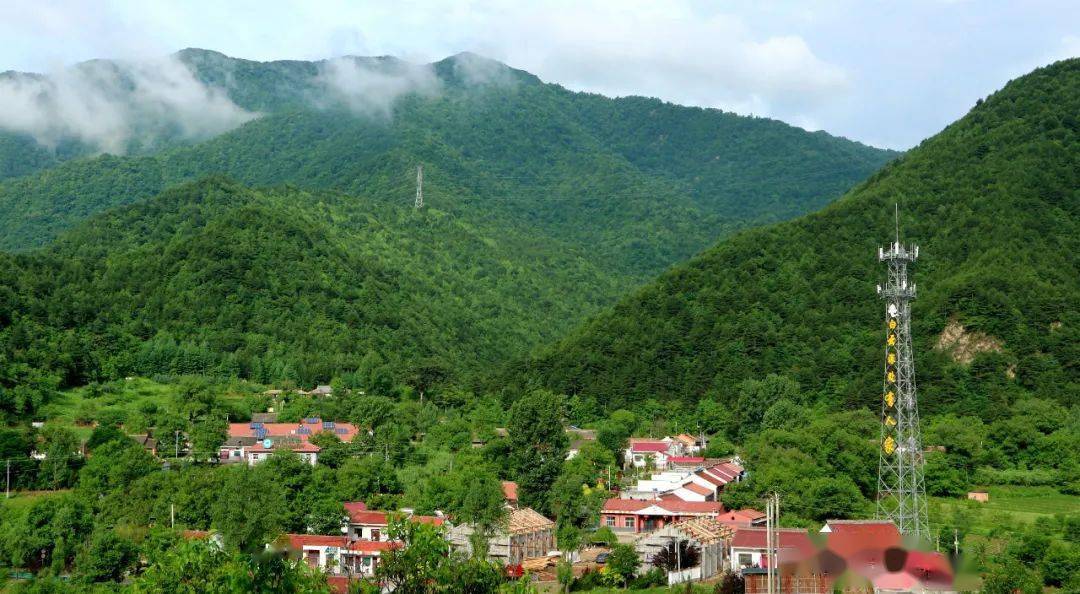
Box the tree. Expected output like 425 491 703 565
78 439 157 499
556 559 574 594
605 543 640 588
211 466 287 552
38 425 80 489
305 497 345 535
75 529 139 583
508 390 568 514
1039 541 1079 587
190 416 227 460
806 476 864 521
650 540 701 572
374 517 451 594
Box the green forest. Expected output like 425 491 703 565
0 49 1077 593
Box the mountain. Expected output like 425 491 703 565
509 59 1079 418
0 50 895 283
0 176 626 416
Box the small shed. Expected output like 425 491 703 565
967 491 989 503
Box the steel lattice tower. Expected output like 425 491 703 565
414 164 424 209
875 209 929 539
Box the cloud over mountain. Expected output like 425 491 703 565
0 55 256 153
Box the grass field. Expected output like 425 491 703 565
930 485 1079 536
34 376 259 440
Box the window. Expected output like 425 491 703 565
371 529 380 540
605 516 615 527
738 553 753 567
624 517 635 528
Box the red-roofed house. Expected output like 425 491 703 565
729 527 816 571
220 417 358 466
716 508 767 529
600 497 725 533
343 503 445 542
502 481 519 508
279 534 397 578
625 439 682 469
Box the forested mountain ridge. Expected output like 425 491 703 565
508 58 1079 418
0 49 895 282
0 176 628 418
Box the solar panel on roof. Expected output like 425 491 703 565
304 417 320 424
296 426 311 435
254 428 267 439
323 421 335 429
249 422 263 429
335 427 348 435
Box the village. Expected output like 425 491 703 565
127 400 957 594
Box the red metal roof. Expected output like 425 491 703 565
602 498 651 512
286 534 349 548
348 540 399 552
683 482 713 496
731 527 813 552
502 480 518 502
695 470 726 486
823 520 901 556
601 497 722 515
247 440 321 453
631 441 670 453
348 510 389 525
668 456 705 464
343 501 367 515
717 509 766 526
344 504 444 527
228 419 359 442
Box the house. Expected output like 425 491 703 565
343 502 445 541
129 434 159 457
673 433 708 454
623 459 745 501
600 496 725 534
716 509 767 529
278 534 397 577
967 491 989 502
667 456 705 470
636 516 735 581
447 507 556 566
566 427 598 457
566 438 591 460
729 527 815 572
501 481 519 508
220 417 358 465
245 438 321 466
310 385 334 397
625 439 681 469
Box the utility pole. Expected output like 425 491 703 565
875 204 929 539
5 459 9 499
414 165 423 209
171 503 175 528
175 431 180 459
765 492 780 594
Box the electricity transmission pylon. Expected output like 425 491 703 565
876 205 929 539
414 165 423 209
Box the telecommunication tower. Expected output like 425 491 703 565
414 165 423 209
875 206 929 539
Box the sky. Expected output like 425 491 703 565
1 0 1077 150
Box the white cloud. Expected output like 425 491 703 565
316 56 441 117
457 2 849 119
0 55 256 153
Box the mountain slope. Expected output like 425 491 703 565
0 50 896 282
0 176 624 415
510 59 1079 417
